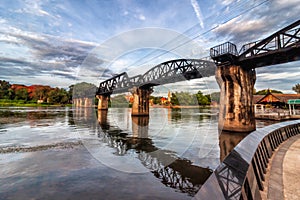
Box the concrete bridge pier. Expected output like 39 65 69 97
74 98 80 107
97 109 108 124
73 98 78 107
84 97 93 107
97 95 109 110
74 98 83 107
132 116 149 138
216 65 256 132
219 131 248 161
78 98 83 107
130 87 153 116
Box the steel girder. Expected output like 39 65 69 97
239 20 300 59
96 59 216 95
210 19 300 68
140 59 215 87
96 72 131 95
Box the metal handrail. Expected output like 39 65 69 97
194 120 300 200
210 42 239 58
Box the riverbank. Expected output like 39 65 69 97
0 99 72 107
0 141 83 153
151 104 218 109
255 108 300 121
255 114 300 121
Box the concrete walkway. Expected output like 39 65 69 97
283 135 300 200
262 134 300 200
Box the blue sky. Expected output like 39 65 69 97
0 0 299 94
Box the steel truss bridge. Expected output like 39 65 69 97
210 20 300 68
97 20 300 95
97 59 216 95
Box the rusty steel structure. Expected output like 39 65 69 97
210 20 300 68
96 59 216 95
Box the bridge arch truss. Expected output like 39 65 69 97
96 59 216 95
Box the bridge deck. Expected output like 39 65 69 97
261 134 300 200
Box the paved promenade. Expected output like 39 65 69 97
262 134 300 200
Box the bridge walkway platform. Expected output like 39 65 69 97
261 134 300 200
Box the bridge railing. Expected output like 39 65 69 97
210 42 239 58
194 120 300 200
239 21 300 60
239 40 261 55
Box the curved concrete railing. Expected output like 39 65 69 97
194 120 300 200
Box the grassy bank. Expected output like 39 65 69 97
151 104 216 109
0 99 72 107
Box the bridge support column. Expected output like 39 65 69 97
216 65 256 132
97 110 108 124
84 97 93 107
73 98 77 107
97 95 109 110
132 116 149 138
219 131 248 161
130 87 152 116
78 98 83 107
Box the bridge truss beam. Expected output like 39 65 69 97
210 19 300 68
96 59 216 96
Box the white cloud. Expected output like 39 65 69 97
190 0 204 29
211 0 300 45
0 22 100 86
139 14 146 21
37 9 51 17
0 18 7 24
221 0 235 6
257 72 300 81
214 17 266 41
123 11 129 16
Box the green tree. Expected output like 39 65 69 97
110 95 129 107
171 92 197 106
7 88 15 100
32 87 50 101
255 89 283 95
170 93 179 105
195 91 210 105
209 92 220 103
47 88 69 104
14 88 29 100
0 80 11 99
292 83 300 94
68 84 74 102
150 96 163 105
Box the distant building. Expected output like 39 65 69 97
167 91 171 102
37 99 44 103
160 97 168 104
124 94 134 104
253 92 300 107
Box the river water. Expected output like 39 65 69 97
0 107 274 199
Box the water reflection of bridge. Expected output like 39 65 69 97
96 109 212 196
73 107 249 196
